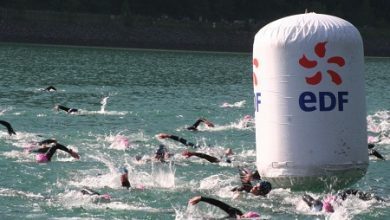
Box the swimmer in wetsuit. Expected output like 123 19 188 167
81 187 111 203
43 86 57 92
231 174 272 197
157 133 201 148
231 167 270 196
54 104 78 113
368 143 385 160
336 189 385 202
181 148 233 163
302 189 385 213
158 133 234 163
135 144 174 163
0 120 16 136
188 195 260 219
119 167 131 189
302 194 334 213
31 142 79 163
186 118 214 131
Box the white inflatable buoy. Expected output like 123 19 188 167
253 13 368 190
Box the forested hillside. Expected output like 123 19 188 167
0 0 389 55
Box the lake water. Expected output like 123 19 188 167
0 43 388 219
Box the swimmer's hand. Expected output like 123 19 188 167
189 196 202 205
157 133 171 139
69 149 80 159
182 150 193 158
204 120 214 127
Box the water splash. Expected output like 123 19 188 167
367 110 389 144
220 100 246 108
151 161 176 188
100 96 109 113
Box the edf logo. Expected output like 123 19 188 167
298 41 348 112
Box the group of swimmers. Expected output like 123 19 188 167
1 88 387 218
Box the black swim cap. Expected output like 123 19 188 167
156 144 167 155
259 181 272 195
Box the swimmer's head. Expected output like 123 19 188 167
119 167 128 174
251 181 272 196
244 115 252 120
322 201 334 213
155 144 167 156
224 148 233 156
36 153 49 163
312 200 323 212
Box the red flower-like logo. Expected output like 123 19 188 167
299 42 345 85
253 58 259 86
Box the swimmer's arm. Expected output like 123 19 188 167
158 133 198 148
192 152 220 163
55 143 80 159
184 151 220 163
190 196 243 217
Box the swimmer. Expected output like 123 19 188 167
0 120 16 136
302 189 385 213
182 149 233 163
54 104 78 114
32 142 80 163
302 194 334 213
241 115 255 128
336 189 385 202
135 144 173 163
24 138 58 153
231 167 264 194
368 143 385 160
188 195 260 219
119 167 131 189
157 133 233 156
231 175 272 197
43 86 57 92
154 144 174 162
81 187 111 203
187 118 214 131
157 133 200 148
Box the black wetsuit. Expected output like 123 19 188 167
199 196 243 218
190 152 221 163
121 174 131 189
167 135 200 148
57 105 78 113
231 168 260 193
302 194 323 210
81 188 101 196
0 120 16 135
43 86 57 92
187 119 205 131
337 189 384 201
38 139 57 146
368 144 385 160
33 143 73 161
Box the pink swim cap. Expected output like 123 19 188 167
322 201 334 213
242 211 260 218
36 154 49 163
136 184 145 190
115 135 130 148
244 115 252 120
101 194 111 200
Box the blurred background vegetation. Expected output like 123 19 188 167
0 0 389 55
